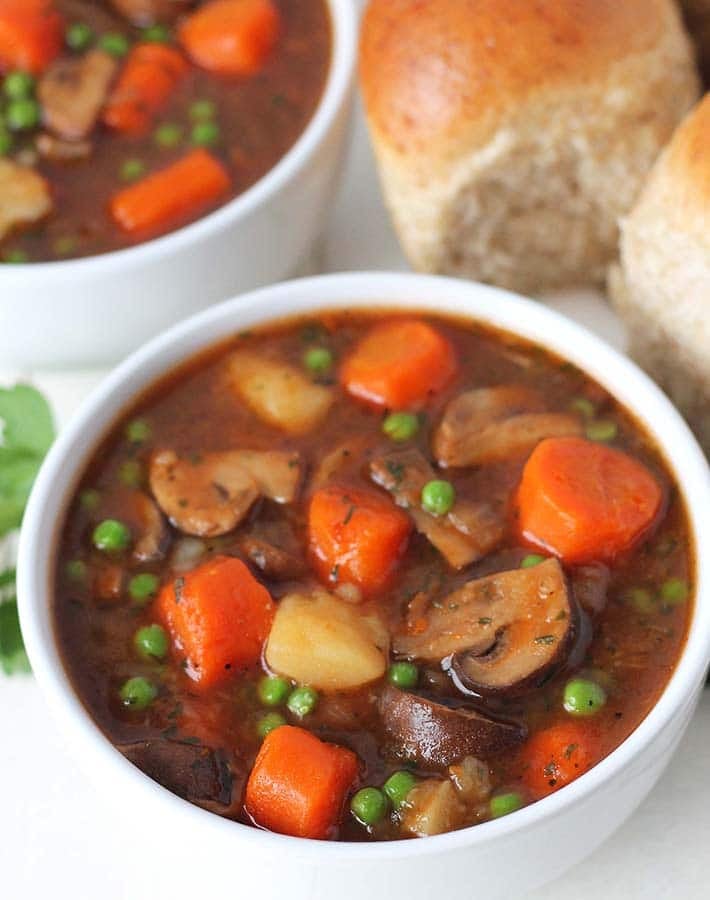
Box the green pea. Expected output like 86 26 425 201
120 158 145 182
154 122 183 148
258 675 291 707
120 676 157 710
661 578 688 606
6 98 40 131
1 248 28 264
351 787 388 827
125 418 151 443
627 587 655 614
128 573 160 605
65 559 87 582
134 624 169 661
585 420 618 443
3 71 35 100
382 770 417 809
92 519 131 554
0 128 12 155
286 685 319 718
79 488 101 512
421 479 455 516
65 22 94 51
119 460 143 488
53 235 77 257
382 412 419 443
520 554 546 569
99 32 130 58
490 792 523 819
570 397 596 419
303 346 333 374
141 24 171 43
257 711 287 739
388 661 419 689
189 99 216 121
563 678 607 717
191 120 220 147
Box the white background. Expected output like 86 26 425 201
3 38 710 900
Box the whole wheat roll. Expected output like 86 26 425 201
359 0 700 294
609 94 710 456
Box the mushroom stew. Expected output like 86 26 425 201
52 311 694 841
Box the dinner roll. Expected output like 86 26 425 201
359 0 700 294
681 0 710 79
609 95 710 454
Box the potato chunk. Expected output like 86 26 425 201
0 159 52 242
400 780 464 837
265 590 389 690
229 351 334 435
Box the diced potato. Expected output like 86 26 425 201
0 159 53 242
229 351 334 435
265 590 389 690
400 780 464 837
448 756 491 803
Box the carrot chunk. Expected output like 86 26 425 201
0 0 63 74
308 485 412 597
103 43 189 135
340 319 458 410
516 437 663 565
109 148 231 236
521 722 595 798
179 0 280 76
156 555 275 690
245 725 359 839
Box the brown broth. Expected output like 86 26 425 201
52 311 695 841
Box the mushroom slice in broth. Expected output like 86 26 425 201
395 559 575 695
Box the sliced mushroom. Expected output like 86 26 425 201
379 685 525 768
149 449 302 538
108 0 193 25
395 559 575 696
237 535 306 580
36 133 92 162
370 449 504 568
571 563 611 617
120 739 237 814
131 491 169 562
0 159 53 242
310 436 370 490
228 350 334 435
434 386 582 467
38 50 117 141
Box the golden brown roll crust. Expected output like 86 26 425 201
610 95 710 454
360 0 700 293
362 0 666 167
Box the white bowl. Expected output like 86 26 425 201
18 273 710 900
0 0 357 370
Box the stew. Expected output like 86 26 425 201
0 0 330 262
53 311 694 841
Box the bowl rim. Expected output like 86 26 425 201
0 0 356 276
17 271 710 862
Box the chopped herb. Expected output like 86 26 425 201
174 576 185 605
330 564 340 583
555 610 568 621
563 743 578 760
478 616 492 625
343 505 356 526
534 634 556 645
385 460 405 484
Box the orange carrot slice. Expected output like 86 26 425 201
340 319 458 410
245 725 359 839
179 0 280 76
516 437 663 564
521 722 595 798
103 43 188 135
156 555 274 690
109 148 231 236
0 0 63 74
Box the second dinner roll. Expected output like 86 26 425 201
360 0 699 293
609 95 710 455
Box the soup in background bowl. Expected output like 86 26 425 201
17 274 710 899
0 0 356 368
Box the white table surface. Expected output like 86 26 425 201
3 95 710 899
